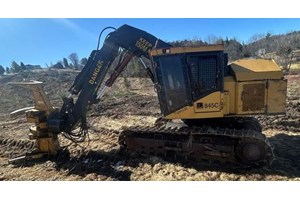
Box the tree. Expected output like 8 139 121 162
10 61 21 73
0 65 4 75
224 39 243 61
249 33 265 43
80 57 88 66
63 57 70 69
52 61 64 69
265 32 272 52
68 53 79 70
205 34 221 44
265 32 272 39
171 38 205 47
79 58 87 70
20 62 27 71
276 45 294 72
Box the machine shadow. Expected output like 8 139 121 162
267 133 300 177
51 148 132 181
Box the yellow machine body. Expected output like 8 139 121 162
161 53 287 120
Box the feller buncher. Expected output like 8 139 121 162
8 24 287 167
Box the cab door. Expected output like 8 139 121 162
153 54 192 116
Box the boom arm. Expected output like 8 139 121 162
48 24 172 137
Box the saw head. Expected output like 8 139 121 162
8 81 60 164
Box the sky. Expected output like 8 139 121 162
1 18 300 68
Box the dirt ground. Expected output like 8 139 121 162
0 69 299 181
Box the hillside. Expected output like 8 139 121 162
0 69 299 180
171 31 300 69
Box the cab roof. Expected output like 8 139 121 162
150 44 224 56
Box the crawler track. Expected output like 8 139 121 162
119 118 274 167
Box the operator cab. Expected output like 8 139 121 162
150 45 228 116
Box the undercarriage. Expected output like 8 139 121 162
119 117 274 167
